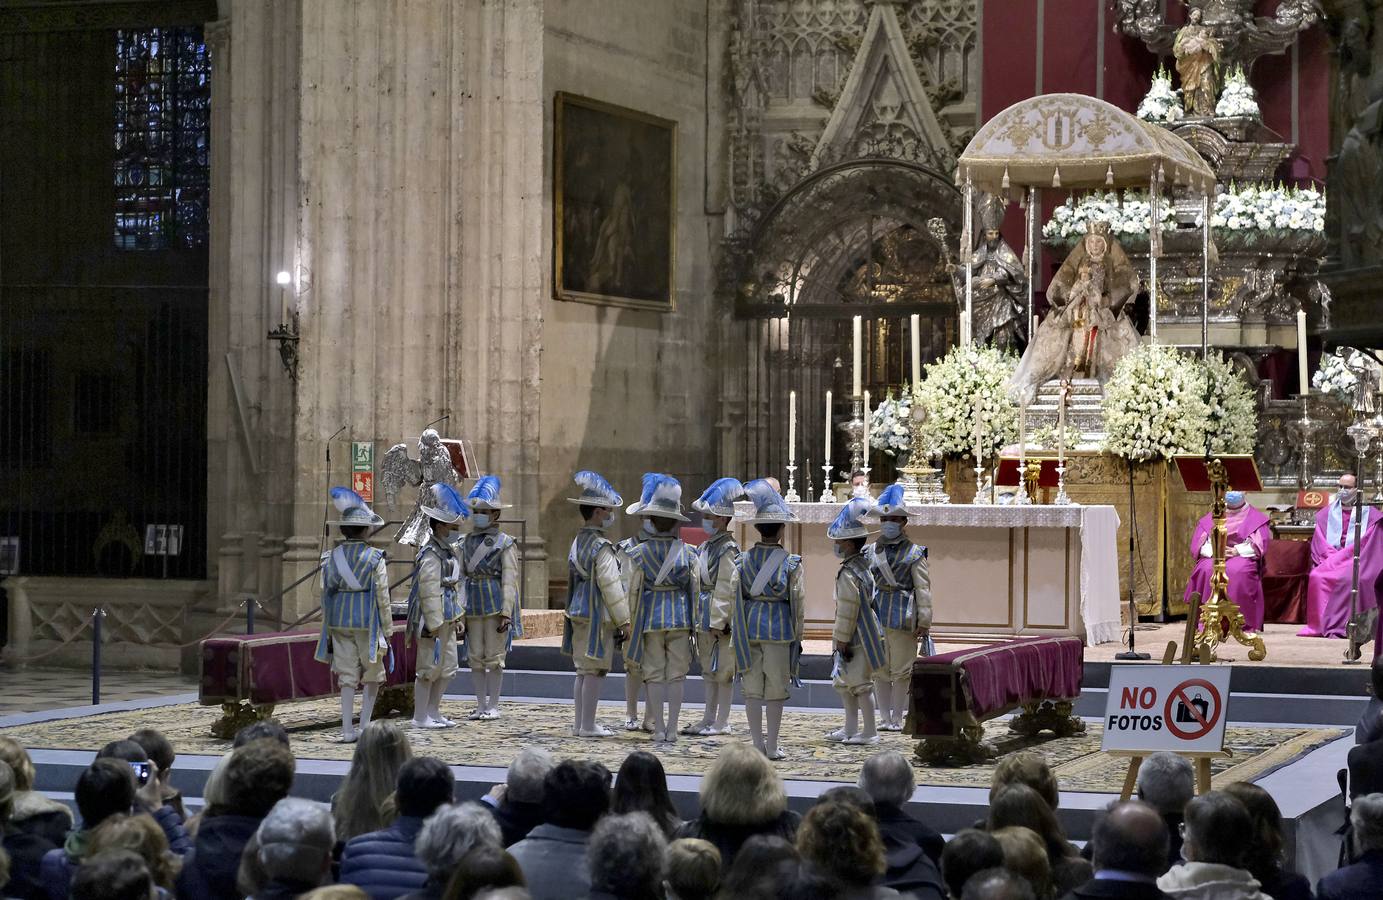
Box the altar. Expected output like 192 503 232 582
732 501 1121 646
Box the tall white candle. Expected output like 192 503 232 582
788 390 797 465
1297 307 1309 395
1057 381 1068 462
910 314 921 395
825 389 832 459
863 390 871 469
852 315 863 397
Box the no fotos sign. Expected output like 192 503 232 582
1101 665 1232 754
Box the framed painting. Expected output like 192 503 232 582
554 92 676 311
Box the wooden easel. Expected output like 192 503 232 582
1111 592 1233 800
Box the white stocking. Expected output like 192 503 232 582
625 670 641 722
842 692 859 738
859 690 878 739
359 682 379 731
714 682 733 730
485 669 503 712
412 680 431 724
581 674 604 733
472 667 486 713
873 677 891 723
427 679 446 721
766 700 785 757
340 684 356 736
745 698 765 751
647 682 667 737
666 681 684 738
572 674 587 732
890 680 910 729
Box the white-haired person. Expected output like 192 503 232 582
827 497 887 745
683 478 745 736
1134 751 1195 868
458 475 521 720
405 483 469 729
867 485 932 732
255 798 336 897
859 750 944 868
1319 792 1383 900
402 803 503 900
481 748 554 847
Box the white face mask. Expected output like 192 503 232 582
473 514 492 529
600 512 617 530
1340 488 1358 504
851 484 869 498
704 518 722 535
642 519 658 536
880 521 903 540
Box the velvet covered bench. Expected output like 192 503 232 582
908 635 1086 765
200 625 416 738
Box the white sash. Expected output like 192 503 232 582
698 546 712 585
466 535 501 574
653 541 684 586
871 546 901 590
332 546 365 591
750 548 788 597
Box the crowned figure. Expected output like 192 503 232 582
949 193 1028 352
1009 221 1142 406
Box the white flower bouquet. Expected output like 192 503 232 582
869 391 914 457
1044 184 1326 242
1042 190 1177 242
915 345 1019 459
1137 67 1184 124
1215 67 1260 119
1199 352 1258 454
1103 345 1209 461
1313 349 1382 404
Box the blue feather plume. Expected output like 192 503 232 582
432 483 469 518
830 496 874 534
574 470 616 496
697 477 744 509
638 472 676 506
330 486 368 513
467 474 502 504
876 483 905 510
743 478 783 508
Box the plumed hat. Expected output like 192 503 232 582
742 478 796 525
567 470 623 508
827 496 877 540
693 478 746 518
327 486 384 527
625 473 690 522
466 475 509 511
871 483 911 519
419 482 469 525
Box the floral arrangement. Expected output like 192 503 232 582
1103 345 1208 461
1199 353 1258 454
1215 67 1260 119
1136 67 1184 124
868 391 914 457
915 345 1019 459
1313 349 1382 405
1042 184 1326 242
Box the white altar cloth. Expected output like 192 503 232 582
731 502 1121 646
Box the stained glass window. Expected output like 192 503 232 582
114 27 210 250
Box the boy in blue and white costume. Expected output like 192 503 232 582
459 475 521 721
616 526 652 732
827 497 888 745
868 484 932 732
682 478 745 736
730 479 804 759
563 471 632 738
406 482 469 729
624 473 697 743
315 487 392 743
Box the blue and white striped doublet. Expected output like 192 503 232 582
696 533 737 631
315 541 386 665
461 531 512 617
730 545 801 672
566 528 608 621
872 540 927 630
625 536 694 664
840 555 887 671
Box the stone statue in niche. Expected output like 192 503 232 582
1174 7 1222 116
1009 222 1142 406
947 195 1028 353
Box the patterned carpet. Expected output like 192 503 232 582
0 698 1345 790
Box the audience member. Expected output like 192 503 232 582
195 720 296 832
129 728 184 821
725 858 843 900
403 804 503 900
1155 792 1267 900
990 754 1061 811
471 890 530 900
440 846 525 900
942 829 1006 899
674 743 800 868
483 749 552 848
508 761 611 900
611 751 681 839
1355 658 1383 745
176 738 296 900
333 723 413 844
860 750 945 866
238 829 270 898
94 739 192 856
1061 801 1169 900
818 785 943 900
1222 782 1311 900
797 799 898 898
68 850 155 900
303 888 371 900
0 845 9 899
38 758 135 900
1134 753 1195 869
963 867 1038 900
0 739 71 848
989 784 1091 894
715 834 800 898
992 827 1053 899
1 758 55 900
585 811 667 900
236 720 293 749
1318 792 1383 900
663 837 720 900
340 756 455 899
87 812 178 893
255 798 336 899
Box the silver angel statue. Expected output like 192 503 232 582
947 194 1029 352
380 428 462 546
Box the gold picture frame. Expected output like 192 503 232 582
553 92 677 311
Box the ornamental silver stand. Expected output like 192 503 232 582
783 463 801 502
819 462 835 503
845 396 866 475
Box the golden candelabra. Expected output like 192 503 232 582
1194 458 1267 662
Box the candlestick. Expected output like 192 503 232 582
783 463 800 502
1015 404 1031 505
788 390 797 466
819 462 835 503
863 390 872 474
852 316 863 397
910 314 921 395
824 389 833 460
1298 306 1310 395
1054 381 1071 505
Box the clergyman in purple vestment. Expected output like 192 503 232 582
1183 492 1271 631
1300 474 1383 638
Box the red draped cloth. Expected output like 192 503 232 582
1262 539 1311 624
910 636 1084 738
202 626 417 706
